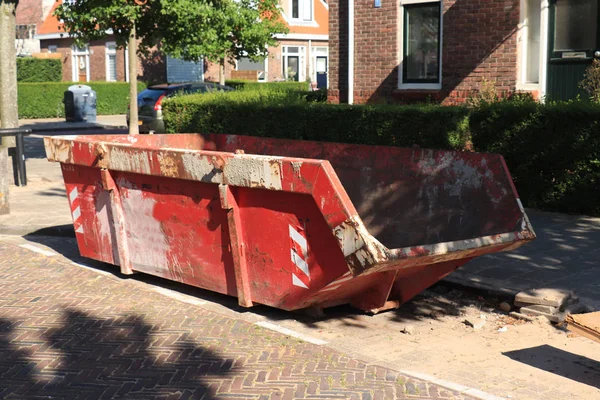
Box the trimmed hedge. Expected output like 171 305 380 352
224 80 309 92
18 82 147 118
163 90 470 150
163 89 600 216
17 58 62 82
471 101 600 216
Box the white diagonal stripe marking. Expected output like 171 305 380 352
289 225 307 256
72 206 81 221
69 187 78 203
292 273 309 289
291 249 310 277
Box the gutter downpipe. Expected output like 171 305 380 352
348 0 354 104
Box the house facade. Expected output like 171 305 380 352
15 0 56 56
209 0 330 87
328 0 598 104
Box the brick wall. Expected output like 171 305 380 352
329 0 520 104
39 37 165 83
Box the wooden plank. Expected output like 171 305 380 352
566 312 600 344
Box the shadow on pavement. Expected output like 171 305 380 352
503 345 600 389
22 234 489 331
0 308 229 399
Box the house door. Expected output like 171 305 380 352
316 56 328 89
76 55 87 82
287 56 300 81
547 0 600 101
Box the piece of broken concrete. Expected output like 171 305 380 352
515 288 575 308
400 325 415 335
509 311 535 322
520 306 566 323
464 318 486 330
521 304 558 314
500 302 512 312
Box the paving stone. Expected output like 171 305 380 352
519 306 566 323
0 241 478 399
515 288 575 308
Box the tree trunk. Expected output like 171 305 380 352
128 21 139 135
219 58 225 86
0 0 19 215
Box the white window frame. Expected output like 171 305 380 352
289 0 315 24
282 46 306 82
71 44 90 82
105 41 117 82
398 0 443 90
517 0 546 92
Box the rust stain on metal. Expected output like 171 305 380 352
158 152 179 178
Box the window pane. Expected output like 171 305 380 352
287 46 299 53
554 0 597 51
292 0 299 18
526 0 541 83
404 3 440 82
237 57 265 71
108 54 117 81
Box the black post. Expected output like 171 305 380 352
16 133 26 186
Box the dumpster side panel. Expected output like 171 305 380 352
60 164 119 266
112 172 237 296
236 187 351 310
204 134 526 250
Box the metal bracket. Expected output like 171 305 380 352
219 184 253 308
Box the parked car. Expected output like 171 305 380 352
126 82 234 133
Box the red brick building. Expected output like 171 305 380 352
329 0 599 104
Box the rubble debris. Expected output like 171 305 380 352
400 325 415 335
500 302 512 312
509 311 535 322
520 306 566 323
464 318 486 330
514 288 575 308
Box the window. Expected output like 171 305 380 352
106 42 117 82
48 45 57 53
291 0 313 22
16 24 35 40
282 46 306 82
524 0 541 84
399 0 442 88
237 57 268 81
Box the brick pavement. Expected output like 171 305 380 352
0 241 478 400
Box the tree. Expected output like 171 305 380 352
55 0 163 135
0 0 19 215
159 0 288 85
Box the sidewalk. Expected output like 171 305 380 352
19 114 128 132
0 239 479 399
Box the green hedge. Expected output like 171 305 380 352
471 101 600 216
163 90 469 150
18 82 147 118
224 80 309 92
17 58 62 82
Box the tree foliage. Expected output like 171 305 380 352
158 0 288 64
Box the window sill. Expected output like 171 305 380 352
288 19 318 27
398 83 442 90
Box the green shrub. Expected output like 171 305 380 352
163 90 470 150
17 58 62 82
224 80 309 92
18 82 147 118
471 101 600 216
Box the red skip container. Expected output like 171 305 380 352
45 133 535 313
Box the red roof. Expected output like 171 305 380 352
37 0 63 35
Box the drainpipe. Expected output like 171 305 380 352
308 39 312 84
348 0 354 104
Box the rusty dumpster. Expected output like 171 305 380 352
45 133 535 313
